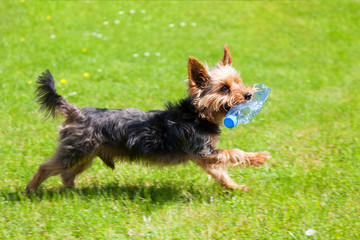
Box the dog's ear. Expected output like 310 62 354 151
188 57 210 90
221 44 232 66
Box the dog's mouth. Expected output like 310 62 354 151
224 95 253 112
224 100 249 113
224 104 231 112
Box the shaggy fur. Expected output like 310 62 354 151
24 45 270 194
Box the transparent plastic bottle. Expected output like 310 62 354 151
224 84 271 128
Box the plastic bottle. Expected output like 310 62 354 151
224 84 271 128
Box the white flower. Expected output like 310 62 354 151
68 92 77 96
191 22 197 27
133 53 139 57
97 33 103 38
129 9 135 14
97 69 102 72
50 34 56 39
155 52 161 56
91 32 97 36
144 52 150 57
118 11 124 15
169 23 174 28
103 21 109 25
114 20 120 24
180 22 186 27
305 229 316 236
140 10 146 14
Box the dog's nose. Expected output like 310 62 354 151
244 92 252 100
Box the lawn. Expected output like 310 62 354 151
1 0 359 239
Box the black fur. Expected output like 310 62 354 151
35 70 77 119
35 70 63 119
37 70 221 170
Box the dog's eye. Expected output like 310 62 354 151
220 85 230 92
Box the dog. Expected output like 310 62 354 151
24 45 270 194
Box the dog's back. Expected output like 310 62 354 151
35 72 217 169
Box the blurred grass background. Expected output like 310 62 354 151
0 0 359 239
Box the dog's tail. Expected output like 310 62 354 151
35 70 79 119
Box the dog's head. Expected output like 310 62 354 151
187 45 254 124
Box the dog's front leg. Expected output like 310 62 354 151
196 149 270 168
193 149 270 190
198 165 250 191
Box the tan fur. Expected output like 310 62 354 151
188 56 255 124
188 45 270 190
221 44 232 66
56 98 78 118
61 160 94 188
25 158 64 191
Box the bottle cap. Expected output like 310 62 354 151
224 115 238 128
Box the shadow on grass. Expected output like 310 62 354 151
1 181 225 204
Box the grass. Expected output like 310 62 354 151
1 0 360 239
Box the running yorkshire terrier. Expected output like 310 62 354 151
24 45 270 194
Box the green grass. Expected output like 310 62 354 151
1 0 360 239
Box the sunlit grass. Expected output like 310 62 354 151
0 0 359 239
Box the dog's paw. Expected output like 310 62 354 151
23 187 32 196
224 184 250 191
249 151 270 167
236 184 250 191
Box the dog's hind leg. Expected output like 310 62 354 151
24 146 87 194
24 157 64 194
61 158 94 189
